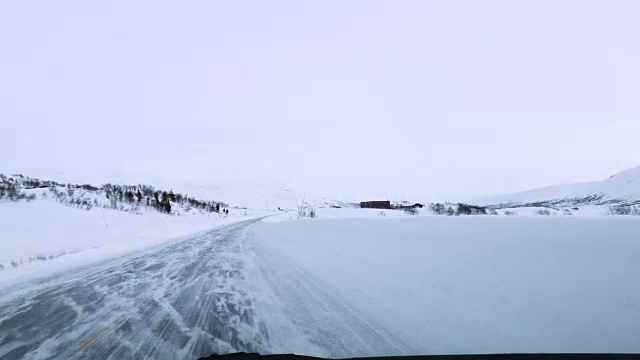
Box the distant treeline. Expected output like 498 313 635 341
430 202 498 216
0 174 37 202
103 184 226 214
608 205 640 216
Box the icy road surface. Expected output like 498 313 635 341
0 219 412 359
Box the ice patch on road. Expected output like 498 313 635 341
246 225 419 357
248 216 640 354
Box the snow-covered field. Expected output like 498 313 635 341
490 205 609 217
246 216 640 355
0 200 265 287
264 207 409 222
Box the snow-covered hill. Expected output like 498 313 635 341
476 166 640 208
1 171 348 212
0 172 356 284
0 173 271 285
148 179 352 211
0 200 249 284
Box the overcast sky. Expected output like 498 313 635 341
2 1 639 200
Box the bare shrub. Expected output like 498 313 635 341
404 207 418 215
430 203 446 215
609 205 631 215
445 206 455 216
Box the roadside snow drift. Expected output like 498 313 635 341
0 200 260 287
246 216 640 355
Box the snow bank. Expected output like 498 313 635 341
263 208 408 223
0 200 263 287
495 205 608 216
264 206 611 223
247 216 640 354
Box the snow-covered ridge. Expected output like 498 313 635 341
476 165 640 208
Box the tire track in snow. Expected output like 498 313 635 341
1 217 418 360
0 219 269 360
248 236 419 358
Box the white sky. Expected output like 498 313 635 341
2 1 639 201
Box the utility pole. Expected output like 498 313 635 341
100 207 108 228
297 193 306 220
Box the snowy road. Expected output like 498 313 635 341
247 233 416 358
0 219 412 359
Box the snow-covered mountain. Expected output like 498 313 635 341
476 166 640 208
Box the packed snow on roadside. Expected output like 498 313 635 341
265 205 611 222
246 216 640 354
0 200 263 287
492 205 609 216
263 207 409 222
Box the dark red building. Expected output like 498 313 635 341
360 200 392 209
